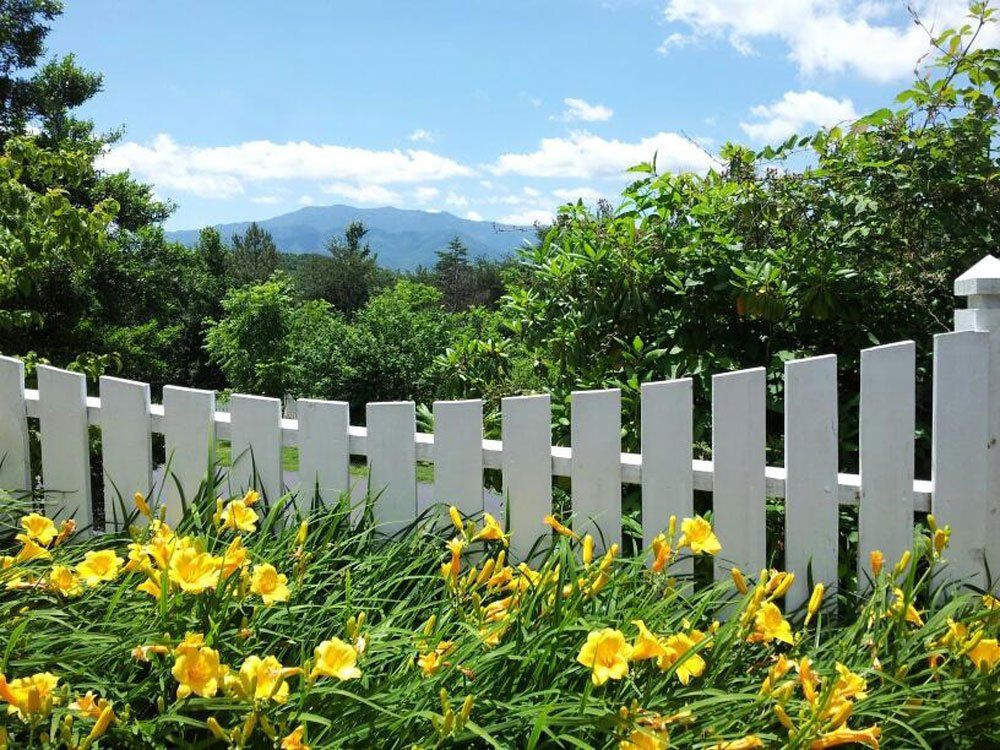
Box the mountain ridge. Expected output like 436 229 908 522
166 204 535 269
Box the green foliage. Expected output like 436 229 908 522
1 480 999 747
230 222 279 287
205 278 456 416
0 137 117 332
450 6 1000 464
294 221 394 315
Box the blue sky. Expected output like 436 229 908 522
47 0 984 230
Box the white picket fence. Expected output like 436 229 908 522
3 256 1000 606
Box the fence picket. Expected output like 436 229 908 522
229 394 283 506
0 357 31 496
367 401 416 534
433 399 483 519
502 394 552 561
162 386 216 527
296 399 350 510
932 331 990 587
858 341 916 589
571 389 621 552
37 366 92 527
640 379 693 574
712 368 766 581
784 355 838 609
99 376 153 531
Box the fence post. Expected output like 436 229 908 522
954 255 1000 585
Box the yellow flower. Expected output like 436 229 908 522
765 571 795 599
582 534 595 565
242 489 261 506
750 602 794 645
282 725 310 750
677 516 721 555
123 542 152 574
219 536 249 579
731 567 749 594
650 533 671 572
805 583 825 625
797 657 820 703
417 641 453 677
0 672 59 720
54 519 76 546
983 594 1000 610
20 514 57 546
83 702 115 746
133 492 151 517
889 588 923 627
833 663 867 701
472 513 507 545
544 514 578 539
311 638 361 681
137 571 168 599
76 549 123 586
657 632 706 685
221 499 259 533
68 691 103 719
967 637 1000 672
869 550 884 578
168 544 221 594
711 736 764 750
172 644 223 699
576 628 631 686
251 564 290 606
620 728 667 750
15 534 50 561
807 725 881 749
441 537 465 581
449 505 464 531
48 565 82 597
232 655 290 703
131 644 170 662
932 527 950 554
631 620 667 661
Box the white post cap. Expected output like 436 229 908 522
955 255 1000 332
955 255 1000 297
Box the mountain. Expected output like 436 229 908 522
166 204 535 269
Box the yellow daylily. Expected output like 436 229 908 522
967 637 1000 672
172 643 223 699
221 499 259 534
472 513 507 545
807 725 881 749
620 728 667 750
0 672 60 720
282 725 310 750
577 628 631 686
750 602 794 645
231 655 291 703
658 632 706 685
311 638 361 681
76 550 123 586
677 516 721 555
631 620 667 661
251 563 290 606
20 514 57 546
168 544 221 594
48 565 82 597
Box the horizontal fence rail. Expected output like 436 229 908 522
5 254 1000 602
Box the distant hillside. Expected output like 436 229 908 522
166 205 535 269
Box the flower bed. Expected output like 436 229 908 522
0 487 998 749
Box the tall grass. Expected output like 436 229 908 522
0 471 998 749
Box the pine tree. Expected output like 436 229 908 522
230 222 279 285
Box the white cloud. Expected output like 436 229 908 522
414 186 440 203
249 195 281 204
497 209 555 226
740 90 858 142
465 210 484 221
99 133 473 199
321 182 401 205
660 0 994 82
490 130 715 179
552 186 605 204
553 97 615 123
444 191 469 207
657 31 693 54
409 128 434 143
298 195 316 206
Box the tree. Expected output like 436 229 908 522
196 226 229 281
449 4 1000 467
295 221 392 314
230 222 279 286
